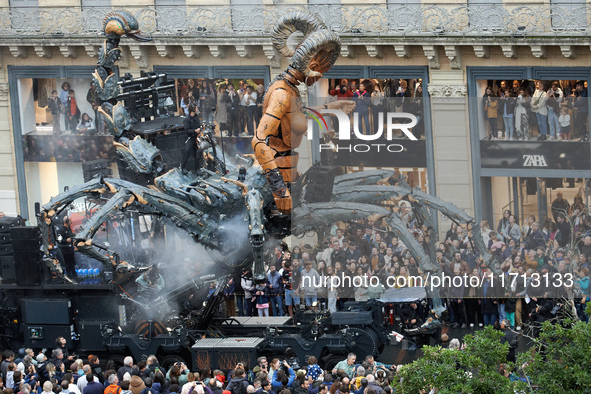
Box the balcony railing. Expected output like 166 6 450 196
0 3 589 39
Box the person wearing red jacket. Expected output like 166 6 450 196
330 79 354 99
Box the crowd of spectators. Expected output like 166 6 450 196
482 79 589 141
176 77 426 141
176 79 265 138
0 345 407 394
222 188 591 331
328 79 424 139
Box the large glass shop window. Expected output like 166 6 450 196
19 75 267 219
488 176 590 242
316 77 428 171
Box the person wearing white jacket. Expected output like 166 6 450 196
531 81 548 140
241 269 255 316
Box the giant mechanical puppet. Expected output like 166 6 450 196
38 11 496 305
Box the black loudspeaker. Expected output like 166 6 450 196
14 252 42 286
77 320 111 351
303 166 339 203
0 216 26 233
23 324 72 349
21 298 72 325
0 244 12 256
11 226 42 253
0 233 11 244
11 226 40 240
0 256 16 284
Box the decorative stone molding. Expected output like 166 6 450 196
0 83 8 101
208 45 226 58
393 45 410 58
84 45 100 58
182 45 200 58
129 45 149 69
428 84 467 101
365 45 382 58
422 45 440 69
530 45 546 58
155 44 173 58
501 45 516 58
560 45 575 59
262 45 281 69
8 46 26 58
59 46 78 58
472 45 489 58
34 46 52 58
444 45 461 69
340 45 354 58
235 45 252 58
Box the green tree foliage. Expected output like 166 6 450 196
394 326 525 393
518 309 591 392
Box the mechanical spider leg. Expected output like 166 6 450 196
330 185 412 204
291 202 391 235
384 214 438 272
332 169 396 189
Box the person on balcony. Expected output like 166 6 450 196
515 88 530 140
500 88 516 140
483 87 499 140
531 81 548 141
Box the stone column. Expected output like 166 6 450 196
0 54 19 216
427 70 473 239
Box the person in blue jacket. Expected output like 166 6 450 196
271 361 295 390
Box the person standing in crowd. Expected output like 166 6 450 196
224 277 236 317
515 88 530 140
241 268 255 317
301 261 320 311
254 280 270 317
267 265 283 317
395 79 412 113
237 80 247 135
180 105 202 175
483 87 499 140
551 191 570 221
282 260 294 318
531 81 548 140
199 80 216 124
511 80 522 96
181 90 196 117
353 81 371 135
216 83 230 136
573 80 588 141
255 85 264 129
48 89 63 135
497 210 511 236
227 85 241 137
330 79 354 99
241 86 258 136
409 83 423 139
187 79 199 100
558 106 571 140
86 82 100 129
66 89 80 133
546 82 563 140
57 216 77 280
500 88 516 140
60 82 71 131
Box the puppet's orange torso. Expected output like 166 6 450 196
252 80 308 182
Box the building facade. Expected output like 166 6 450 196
1 1 590 237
